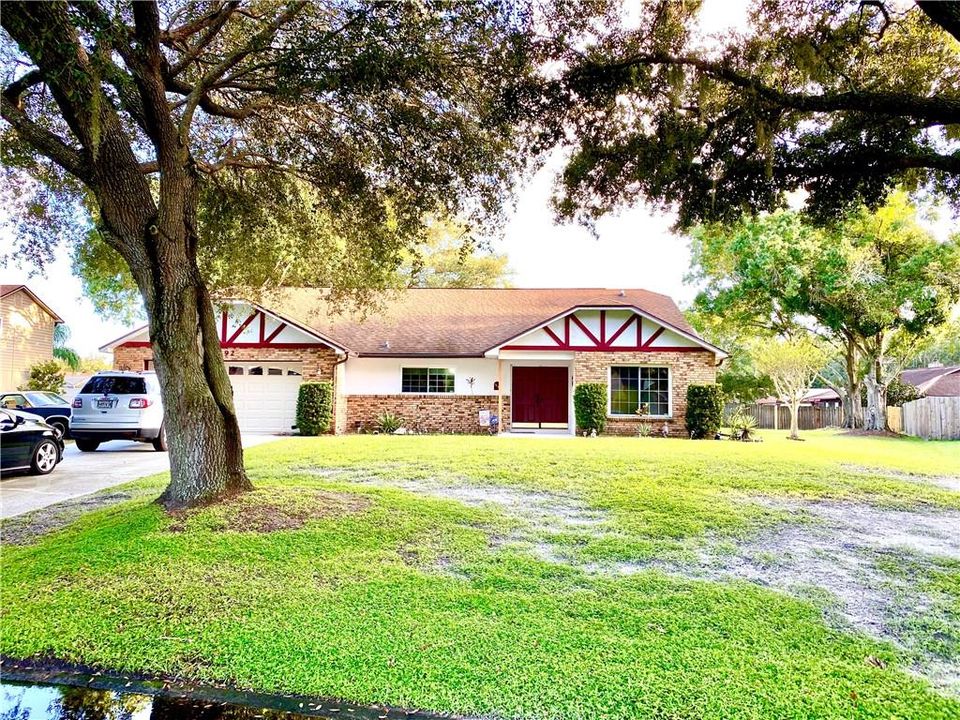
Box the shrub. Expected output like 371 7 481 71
685 384 724 439
637 422 653 437
574 383 607 434
295 381 333 435
727 409 758 441
22 360 65 393
886 378 923 407
375 411 404 434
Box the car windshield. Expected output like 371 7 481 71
81 376 147 395
24 392 62 407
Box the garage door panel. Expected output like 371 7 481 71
227 362 302 433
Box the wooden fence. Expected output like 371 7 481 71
727 404 843 431
901 397 960 440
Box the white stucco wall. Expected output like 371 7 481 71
343 357 502 395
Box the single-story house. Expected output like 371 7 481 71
900 365 960 398
756 387 842 408
0 284 64 389
100 288 727 435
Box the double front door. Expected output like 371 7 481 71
512 366 569 429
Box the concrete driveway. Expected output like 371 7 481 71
1 434 282 519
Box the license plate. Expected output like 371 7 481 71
97 399 114 409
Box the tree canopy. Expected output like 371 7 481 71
547 0 960 228
687 192 960 427
0 0 541 506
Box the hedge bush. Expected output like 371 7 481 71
685 384 724 439
574 382 607 434
886 378 923 407
295 381 333 435
22 360 65 393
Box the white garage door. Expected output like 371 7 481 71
227 362 303 433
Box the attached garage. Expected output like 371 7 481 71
101 300 347 434
226 361 303 433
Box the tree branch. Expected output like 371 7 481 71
176 1 306 136
166 2 241 77
916 0 960 42
587 51 960 125
0 95 90 182
162 1 239 45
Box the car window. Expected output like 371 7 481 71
1 394 28 408
81 376 147 395
24 392 58 407
42 392 69 404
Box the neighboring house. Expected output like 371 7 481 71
756 387 842 408
100 288 727 435
900 365 960 398
0 284 64 390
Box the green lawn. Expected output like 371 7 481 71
2 431 959 719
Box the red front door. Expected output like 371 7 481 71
512 366 569 427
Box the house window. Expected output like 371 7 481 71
402 368 454 393
267 367 283 376
248 366 264 376
228 365 244 376
610 366 670 416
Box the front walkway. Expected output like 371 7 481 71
1 434 281 519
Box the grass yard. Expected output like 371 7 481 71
2 431 959 719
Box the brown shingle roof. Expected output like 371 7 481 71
901 366 960 396
266 288 712 356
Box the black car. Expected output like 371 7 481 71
0 409 64 475
0 391 72 438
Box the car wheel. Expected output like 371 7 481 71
152 424 168 452
31 439 59 475
50 420 67 439
75 439 100 452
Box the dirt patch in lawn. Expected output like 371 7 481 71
841 464 960 493
167 488 371 533
1 491 141 545
306 465 960 694
609 497 960 696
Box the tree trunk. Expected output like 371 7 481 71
789 399 800 440
843 338 863 429
96 169 251 508
148 271 252 508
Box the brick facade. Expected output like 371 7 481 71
345 394 509 434
114 345 716 437
114 344 339 381
572 350 717 437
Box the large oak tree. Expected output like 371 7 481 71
1 1 536 507
548 0 960 228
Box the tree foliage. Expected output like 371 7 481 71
399 219 512 289
22 360 65 393
752 336 830 440
547 0 960 228
688 193 960 428
0 0 541 507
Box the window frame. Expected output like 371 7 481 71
400 367 456 394
607 365 672 418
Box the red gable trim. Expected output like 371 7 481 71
643 327 665 349
484 304 726 357
501 344 708 353
227 311 259 343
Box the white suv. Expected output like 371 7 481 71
70 371 167 452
